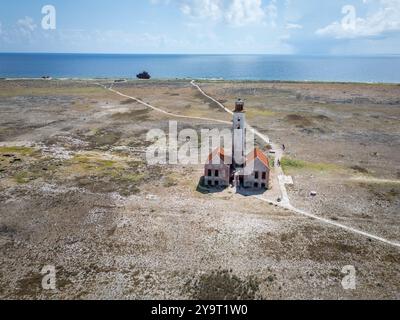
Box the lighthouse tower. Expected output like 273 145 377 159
232 99 246 168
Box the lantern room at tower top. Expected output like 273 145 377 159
234 98 245 113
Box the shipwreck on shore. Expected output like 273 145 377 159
136 71 151 80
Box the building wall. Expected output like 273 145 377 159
204 164 230 187
243 159 270 189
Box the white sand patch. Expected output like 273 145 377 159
0 141 34 147
40 144 73 160
350 176 400 184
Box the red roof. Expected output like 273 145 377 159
207 148 227 163
246 148 270 168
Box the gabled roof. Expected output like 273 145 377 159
246 148 270 168
207 148 231 165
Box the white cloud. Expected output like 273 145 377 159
17 16 37 36
226 0 266 26
316 0 400 39
149 0 171 4
179 0 276 26
265 0 278 27
285 23 303 30
180 0 223 21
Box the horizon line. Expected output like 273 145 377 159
1 51 400 57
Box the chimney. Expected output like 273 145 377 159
234 99 244 112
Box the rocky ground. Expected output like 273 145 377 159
0 79 399 299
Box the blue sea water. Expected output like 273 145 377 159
0 53 399 83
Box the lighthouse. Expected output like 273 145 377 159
232 99 246 168
204 98 271 191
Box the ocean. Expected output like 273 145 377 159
0 53 399 83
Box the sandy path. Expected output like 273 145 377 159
98 81 400 249
190 81 400 249
98 82 231 125
190 80 271 145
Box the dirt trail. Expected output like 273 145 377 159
98 81 400 250
190 81 400 250
97 82 231 125
190 80 271 145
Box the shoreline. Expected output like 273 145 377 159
1 77 400 85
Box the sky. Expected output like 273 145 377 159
0 0 399 54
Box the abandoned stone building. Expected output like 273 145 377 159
204 99 270 190
204 148 231 188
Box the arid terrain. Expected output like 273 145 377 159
0 79 399 299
